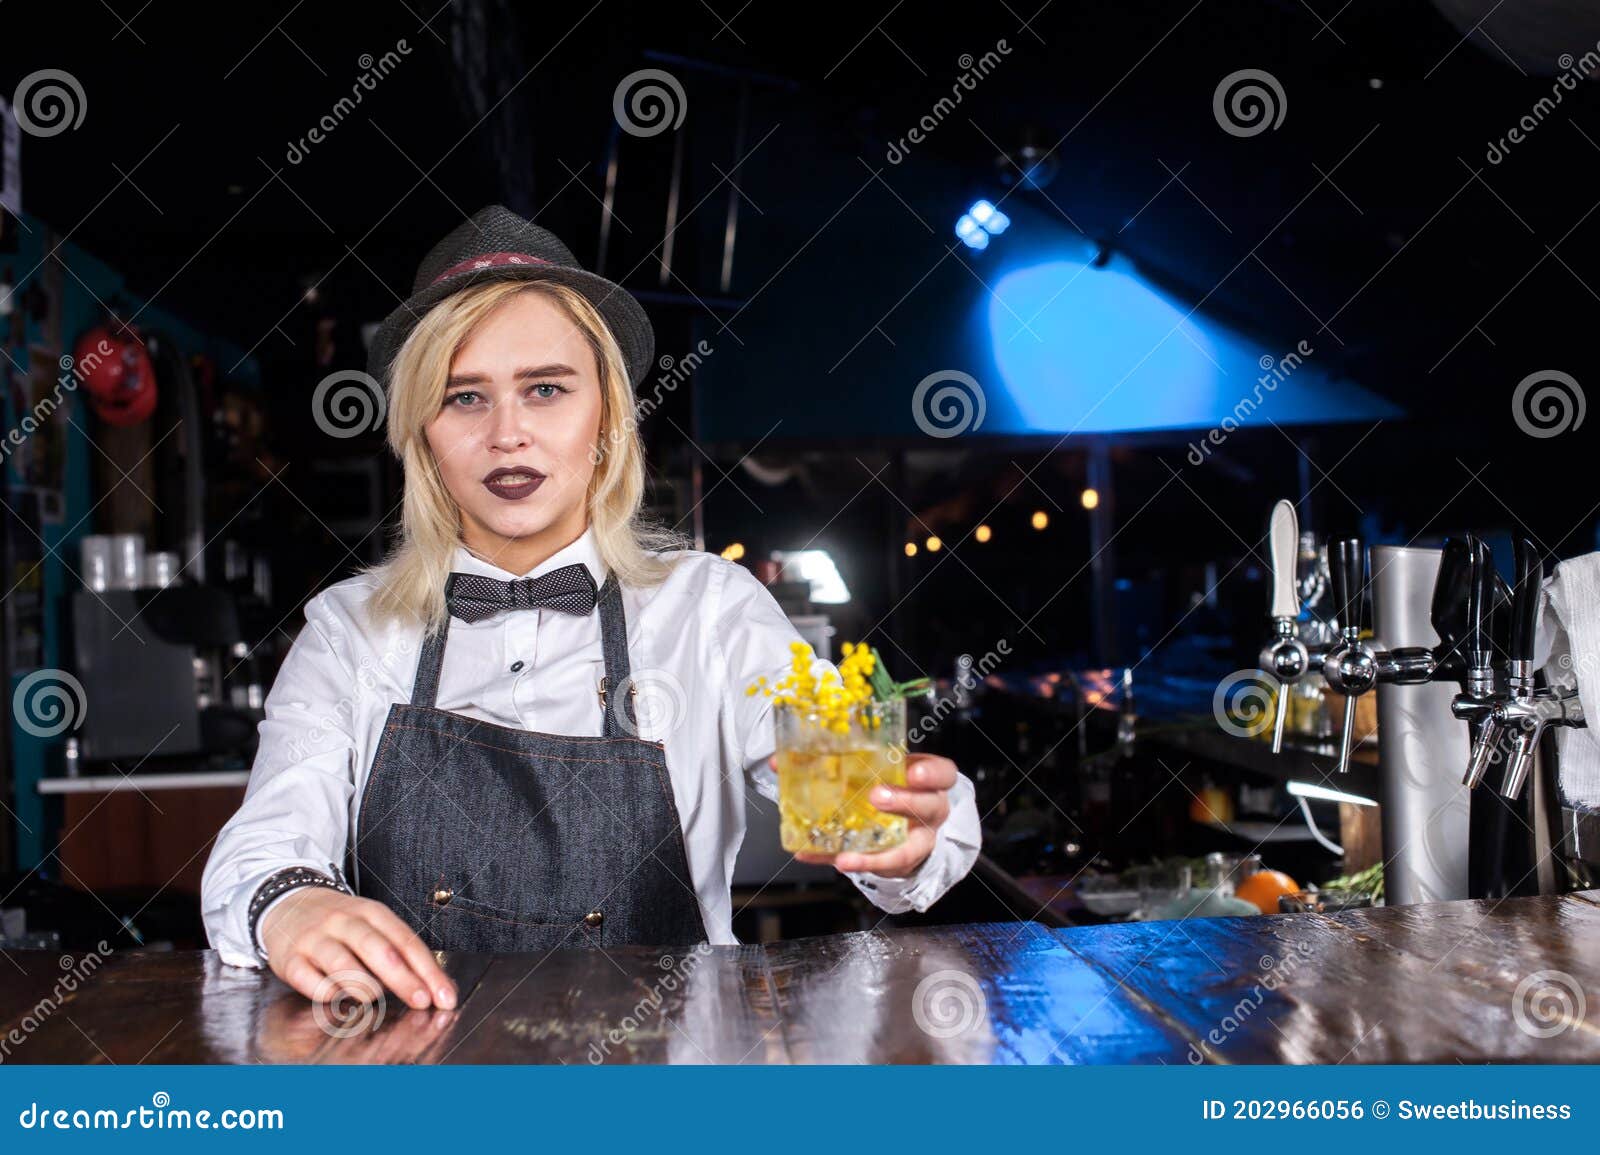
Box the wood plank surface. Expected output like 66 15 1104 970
3 893 1598 1064
425 942 785 1064
1055 894 1600 1063
0 949 493 1064
761 921 1194 1063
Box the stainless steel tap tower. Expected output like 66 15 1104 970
1370 545 1471 904
1258 501 1584 903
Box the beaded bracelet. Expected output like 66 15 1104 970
247 863 352 963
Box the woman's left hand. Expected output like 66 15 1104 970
771 752 958 878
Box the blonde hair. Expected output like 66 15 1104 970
360 278 686 634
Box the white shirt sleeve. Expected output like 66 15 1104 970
199 592 361 968
712 561 981 915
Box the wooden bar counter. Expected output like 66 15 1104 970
5 891 1598 1064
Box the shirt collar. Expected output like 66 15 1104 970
452 527 608 590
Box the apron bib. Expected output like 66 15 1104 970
350 573 709 952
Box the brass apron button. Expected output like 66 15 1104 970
584 910 603 928
432 887 454 906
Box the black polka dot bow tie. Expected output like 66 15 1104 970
445 564 599 623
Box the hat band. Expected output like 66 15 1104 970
429 251 555 286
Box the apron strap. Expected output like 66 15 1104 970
408 569 635 736
597 572 636 738
409 615 450 708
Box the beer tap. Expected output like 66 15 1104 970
1257 513 1502 774
1426 536 1475 687
1361 536 1472 688
1259 499 1324 753
1452 535 1509 789
1321 538 1376 775
1491 539 1587 800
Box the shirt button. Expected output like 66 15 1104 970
509 660 524 672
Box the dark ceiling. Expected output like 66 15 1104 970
7 0 1600 662
4 1 1598 423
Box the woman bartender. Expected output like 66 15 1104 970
200 205 982 1010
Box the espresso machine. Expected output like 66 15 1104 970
59 331 269 774
66 578 262 766
1260 499 1589 903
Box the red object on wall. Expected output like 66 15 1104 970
91 376 158 426
73 322 158 427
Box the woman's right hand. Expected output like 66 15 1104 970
258 887 457 1010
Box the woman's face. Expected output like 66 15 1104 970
424 290 604 567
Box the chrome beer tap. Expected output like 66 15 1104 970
1353 535 1497 692
1320 538 1377 775
1259 499 1326 753
1489 539 1587 800
1260 513 1485 771
1496 689 1588 799
1452 535 1512 789
1315 535 1459 772
1361 536 1470 689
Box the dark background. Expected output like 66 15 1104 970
4 0 1598 679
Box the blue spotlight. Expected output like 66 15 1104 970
969 198 1010 234
955 214 990 249
957 199 1010 250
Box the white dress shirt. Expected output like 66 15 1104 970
200 528 983 968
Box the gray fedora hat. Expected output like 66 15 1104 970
367 204 655 390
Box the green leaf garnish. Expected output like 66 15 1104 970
867 646 933 702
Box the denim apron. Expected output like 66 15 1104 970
350 573 709 952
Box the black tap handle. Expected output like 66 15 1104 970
1427 536 1473 683
1430 537 1472 650
1464 534 1491 659
1510 537 1541 663
1329 538 1365 637
1489 568 1513 653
